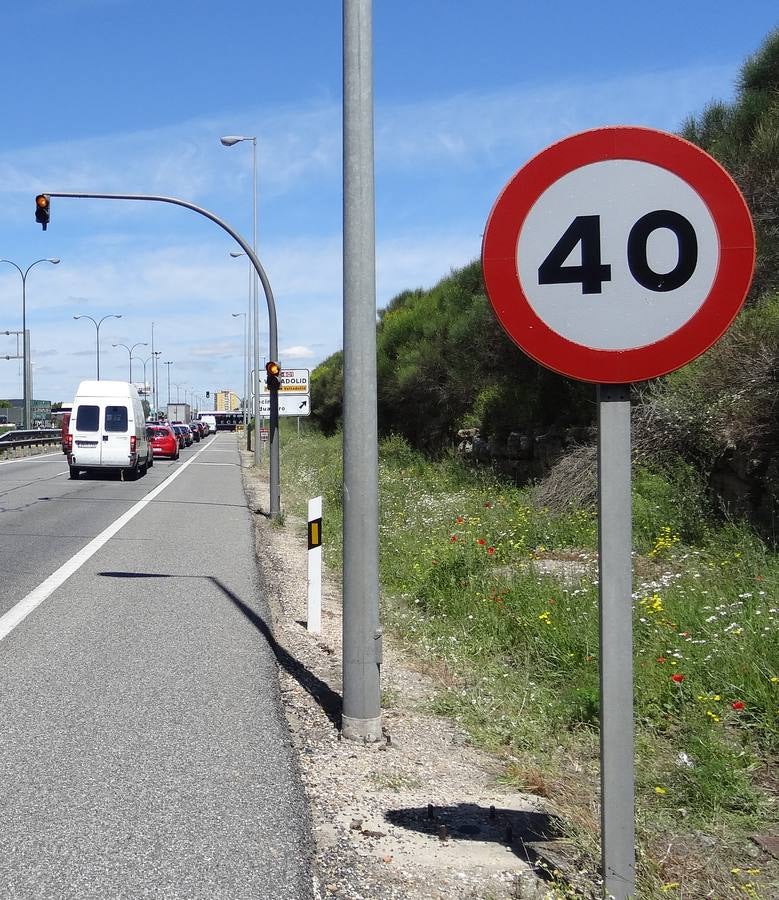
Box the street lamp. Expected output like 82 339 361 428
138 355 154 416
73 313 122 381
164 361 173 406
221 134 261 467
112 341 147 382
152 350 162 416
232 311 248 426
0 257 60 429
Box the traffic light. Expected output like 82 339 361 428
265 360 281 391
35 194 50 230
205 390 210 398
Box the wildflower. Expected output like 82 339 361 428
671 673 685 683
654 786 667 795
487 547 495 556
455 516 464 524
706 710 721 722
731 700 745 711
484 502 492 508
771 676 778 684
538 611 551 624
477 538 486 546
450 535 458 543
660 883 680 892
657 656 667 664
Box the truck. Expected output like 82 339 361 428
166 402 191 423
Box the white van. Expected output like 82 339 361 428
67 380 151 480
199 414 217 435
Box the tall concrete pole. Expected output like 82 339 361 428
342 0 382 742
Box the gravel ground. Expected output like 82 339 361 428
242 453 563 900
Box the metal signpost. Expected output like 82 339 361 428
482 126 755 899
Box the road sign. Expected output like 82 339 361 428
259 368 309 395
482 126 755 384
258 394 311 417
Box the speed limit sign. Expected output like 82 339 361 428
482 126 755 383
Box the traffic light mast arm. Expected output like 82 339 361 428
36 191 278 362
36 190 281 516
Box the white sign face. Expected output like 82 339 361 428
260 368 309 395
517 160 719 351
258 394 311 416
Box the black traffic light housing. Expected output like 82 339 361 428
35 194 50 230
265 360 281 391
205 390 210 398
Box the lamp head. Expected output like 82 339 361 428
220 136 243 147
48 258 61 264
229 250 244 258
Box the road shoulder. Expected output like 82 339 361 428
242 450 553 900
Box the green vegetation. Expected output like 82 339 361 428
281 426 778 897
294 26 779 899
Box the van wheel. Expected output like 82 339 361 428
148 454 154 468
69 466 79 479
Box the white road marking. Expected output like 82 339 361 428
0 451 62 467
0 437 218 643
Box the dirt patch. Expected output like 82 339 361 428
242 454 565 899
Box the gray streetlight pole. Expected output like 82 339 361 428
231 311 248 426
139 355 153 412
221 135 263 473
152 351 162 416
112 341 147 382
342 0 382 742
164 361 173 405
73 313 122 381
0 257 60 429
38 191 280 516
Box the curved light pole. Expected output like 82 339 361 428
112 341 147 383
0 257 60 429
231 311 248 426
221 135 261 467
39 191 279 515
73 313 122 381
152 351 162 417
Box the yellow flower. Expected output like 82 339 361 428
660 884 680 893
654 786 667 795
770 676 778 684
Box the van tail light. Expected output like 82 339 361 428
65 435 72 453
130 435 137 454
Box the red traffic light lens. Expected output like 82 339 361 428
265 361 281 376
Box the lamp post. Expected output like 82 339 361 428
152 351 162 416
112 341 147 383
73 313 122 381
174 383 182 404
231 311 248 426
221 134 261 468
138 355 153 415
164 361 173 405
0 257 60 429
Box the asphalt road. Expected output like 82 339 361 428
0 434 314 899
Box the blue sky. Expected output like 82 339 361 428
0 0 776 405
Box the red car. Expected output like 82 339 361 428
148 425 179 459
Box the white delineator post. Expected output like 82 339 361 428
307 496 323 634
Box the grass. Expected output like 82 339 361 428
279 423 779 898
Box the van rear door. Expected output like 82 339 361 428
101 404 132 467
71 403 102 466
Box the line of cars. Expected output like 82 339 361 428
64 380 216 480
147 420 211 460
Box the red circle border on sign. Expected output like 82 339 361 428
481 127 756 383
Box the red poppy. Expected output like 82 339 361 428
477 538 486 546
450 535 458 543
487 547 495 556
671 673 685 684
731 700 745 711
656 656 667 664
484 502 492 509
455 516 464 524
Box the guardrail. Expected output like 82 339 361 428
0 429 61 459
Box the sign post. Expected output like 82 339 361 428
482 126 755 899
